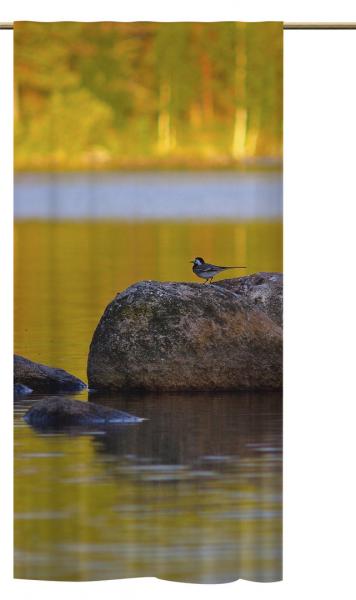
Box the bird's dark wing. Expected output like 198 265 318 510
198 263 223 272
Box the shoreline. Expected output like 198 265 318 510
14 157 282 175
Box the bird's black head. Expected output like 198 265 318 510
190 257 205 265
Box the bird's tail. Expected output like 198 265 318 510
223 266 246 270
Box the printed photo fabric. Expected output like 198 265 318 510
14 22 283 583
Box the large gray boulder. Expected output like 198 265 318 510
24 397 143 428
14 355 86 393
88 273 282 392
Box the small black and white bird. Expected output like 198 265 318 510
190 257 246 283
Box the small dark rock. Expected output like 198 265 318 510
14 383 33 395
14 355 86 393
23 397 143 428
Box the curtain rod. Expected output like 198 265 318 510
1 22 356 30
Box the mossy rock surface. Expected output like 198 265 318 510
87 273 282 392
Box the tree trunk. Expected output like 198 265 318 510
14 81 20 122
232 107 247 160
201 54 214 122
157 80 173 154
232 23 247 160
246 108 261 157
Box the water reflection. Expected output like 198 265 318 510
90 390 282 467
15 391 282 582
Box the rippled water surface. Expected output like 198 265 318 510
14 171 282 582
15 390 282 582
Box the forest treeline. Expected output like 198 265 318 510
15 22 283 170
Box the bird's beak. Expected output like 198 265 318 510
189 260 194 263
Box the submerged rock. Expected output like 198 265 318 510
23 397 143 428
14 383 33 395
14 355 86 393
87 273 283 392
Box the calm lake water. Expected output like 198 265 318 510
14 171 282 582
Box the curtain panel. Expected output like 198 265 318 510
14 21 283 583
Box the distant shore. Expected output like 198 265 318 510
14 156 282 174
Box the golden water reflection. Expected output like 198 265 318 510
14 217 282 582
14 390 282 582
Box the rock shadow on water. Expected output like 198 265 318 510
87 389 283 480
19 388 282 484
